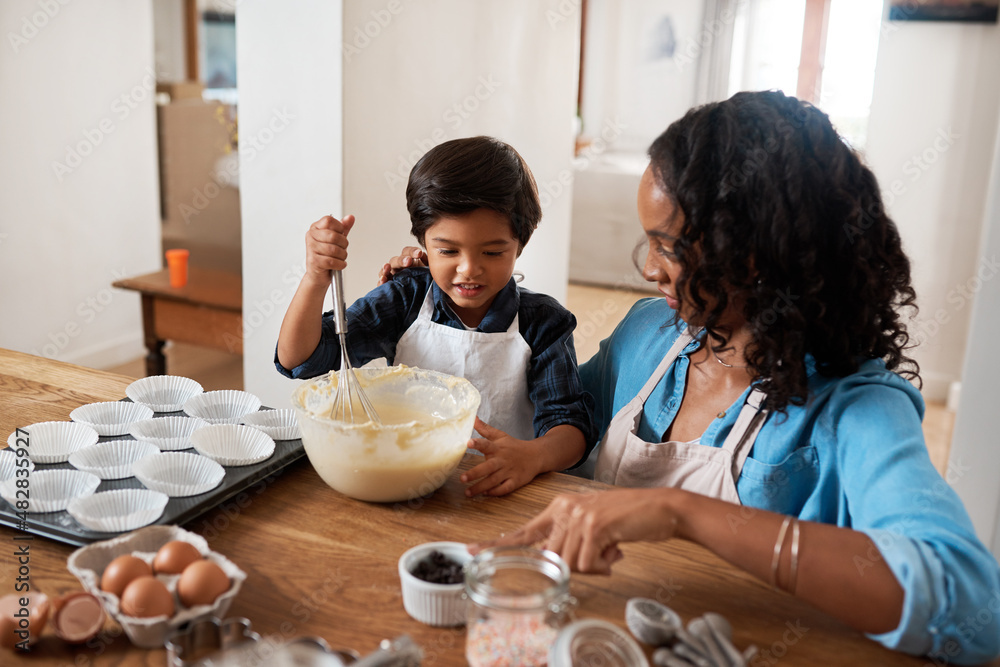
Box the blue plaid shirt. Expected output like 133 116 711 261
275 268 596 445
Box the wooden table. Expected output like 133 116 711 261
0 349 977 666
112 268 242 376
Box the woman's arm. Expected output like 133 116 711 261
469 487 904 634
673 490 904 634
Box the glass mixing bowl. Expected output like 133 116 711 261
291 366 481 503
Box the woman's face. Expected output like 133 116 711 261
638 165 690 319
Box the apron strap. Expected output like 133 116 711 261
416 285 435 320
722 387 769 476
635 328 698 404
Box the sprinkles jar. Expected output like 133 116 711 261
464 547 575 667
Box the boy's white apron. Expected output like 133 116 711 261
394 289 536 440
594 329 768 503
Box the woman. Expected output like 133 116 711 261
384 91 1000 663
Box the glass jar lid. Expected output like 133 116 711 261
549 620 650 667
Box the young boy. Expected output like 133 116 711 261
276 136 594 497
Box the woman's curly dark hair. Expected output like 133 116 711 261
647 90 920 413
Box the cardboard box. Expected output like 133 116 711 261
156 80 205 101
157 100 241 274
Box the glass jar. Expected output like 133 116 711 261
464 547 575 667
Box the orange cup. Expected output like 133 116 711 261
165 249 190 288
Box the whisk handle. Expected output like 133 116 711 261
331 270 348 336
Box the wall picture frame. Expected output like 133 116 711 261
889 1 999 23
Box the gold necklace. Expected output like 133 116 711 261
713 351 749 369
712 350 748 417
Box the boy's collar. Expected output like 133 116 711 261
428 276 519 333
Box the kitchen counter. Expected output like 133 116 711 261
0 348 968 665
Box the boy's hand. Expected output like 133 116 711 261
304 215 355 287
376 247 427 286
461 418 543 497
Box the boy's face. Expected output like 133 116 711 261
423 209 519 327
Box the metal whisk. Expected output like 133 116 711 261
327 270 381 424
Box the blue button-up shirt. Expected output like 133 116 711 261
580 297 1000 664
275 268 596 444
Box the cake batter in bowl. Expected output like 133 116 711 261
291 366 481 502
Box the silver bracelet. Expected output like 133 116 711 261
770 515 793 587
788 519 801 595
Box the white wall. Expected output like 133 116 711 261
865 16 1000 401
240 0 581 409
579 0 705 154
0 0 161 369
571 0 706 290
237 0 344 410
342 0 581 305
949 101 1000 554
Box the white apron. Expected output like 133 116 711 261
394 288 536 441
594 330 768 503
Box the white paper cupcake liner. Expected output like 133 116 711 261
66 525 247 649
190 424 276 466
70 401 155 436
133 452 225 497
126 375 204 412
0 469 101 513
129 416 209 451
240 408 301 440
68 440 160 480
67 488 169 532
0 448 35 481
183 390 262 425
6 421 100 464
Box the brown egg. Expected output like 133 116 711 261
0 592 49 650
153 540 203 575
177 560 229 608
50 591 106 644
120 576 175 618
100 555 153 598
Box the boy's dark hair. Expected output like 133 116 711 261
406 136 541 250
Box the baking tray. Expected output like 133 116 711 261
0 404 306 546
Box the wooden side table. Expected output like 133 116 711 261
112 267 242 376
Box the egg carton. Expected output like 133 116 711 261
67 524 246 648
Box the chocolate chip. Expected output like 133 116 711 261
411 550 464 584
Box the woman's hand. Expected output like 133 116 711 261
304 215 355 287
461 419 544 498
468 487 679 574
376 246 427 286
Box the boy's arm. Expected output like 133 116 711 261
276 272 332 371
521 297 598 453
278 267 430 378
524 424 587 474
276 215 354 371
461 295 594 497
461 420 585 497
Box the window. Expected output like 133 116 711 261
727 0 883 150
